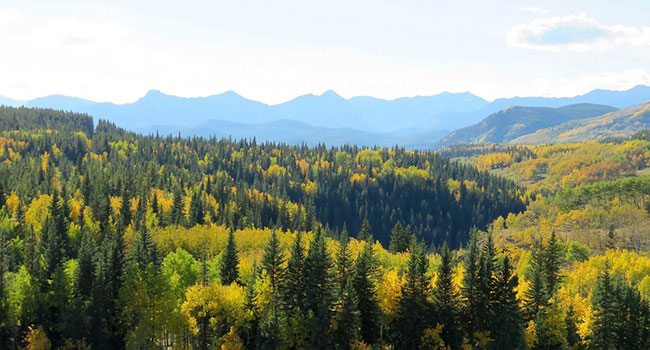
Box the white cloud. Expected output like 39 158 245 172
507 13 650 52
519 7 548 15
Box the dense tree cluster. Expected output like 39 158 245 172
0 106 524 249
1 106 649 349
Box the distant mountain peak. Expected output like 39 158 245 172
320 89 342 98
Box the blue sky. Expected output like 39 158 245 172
1 0 649 104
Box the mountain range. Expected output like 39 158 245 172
2 85 650 148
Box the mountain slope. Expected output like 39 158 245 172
438 103 617 146
512 101 650 144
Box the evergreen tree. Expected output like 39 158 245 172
564 305 583 350
283 231 307 313
389 222 410 253
304 227 335 348
358 219 372 242
590 266 620 350
220 229 239 285
393 242 432 349
462 231 482 337
542 230 564 296
476 233 496 333
489 256 524 350
433 245 461 349
75 227 96 299
132 228 159 269
524 246 548 321
333 277 360 350
188 190 204 226
335 224 352 294
170 187 185 226
260 230 285 347
40 191 67 284
352 240 381 345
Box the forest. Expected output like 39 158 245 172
1 106 650 349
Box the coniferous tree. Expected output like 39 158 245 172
524 246 548 321
220 229 239 285
393 242 432 349
132 228 159 269
462 231 482 337
542 230 563 296
40 191 67 284
358 219 372 242
490 256 524 350
189 190 204 226
333 277 360 350
283 231 307 314
304 226 335 348
170 187 185 226
353 240 381 345
476 233 496 333
335 224 352 294
564 305 584 350
260 230 285 347
433 245 461 349
389 222 410 253
590 266 620 350
75 227 96 299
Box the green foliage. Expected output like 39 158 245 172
220 230 239 285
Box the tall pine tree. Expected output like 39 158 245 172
220 229 239 285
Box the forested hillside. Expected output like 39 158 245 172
437 103 617 147
513 101 650 144
2 106 650 350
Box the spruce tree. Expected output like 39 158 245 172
393 242 432 349
334 277 360 350
260 230 285 347
524 246 548 321
189 190 204 226
433 245 461 349
490 256 524 350
283 231 307 313
590 266 620 350
335 224 352 294
170 187 185 226
75 227 96 299
462 231 482 337
304 226 335 348
353 240 381 345
132 228 159 269
389 222 410 253
542 230 563 296
476 233 496 332
358 219 372 242
220 229 239 285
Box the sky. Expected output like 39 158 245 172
1 0 650 104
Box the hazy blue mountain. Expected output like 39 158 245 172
468 85 650 120
438 103 617 146
22 89 489 132
25 95 95 111
136 118 449 149
12 85 650 148
80 90 272 129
